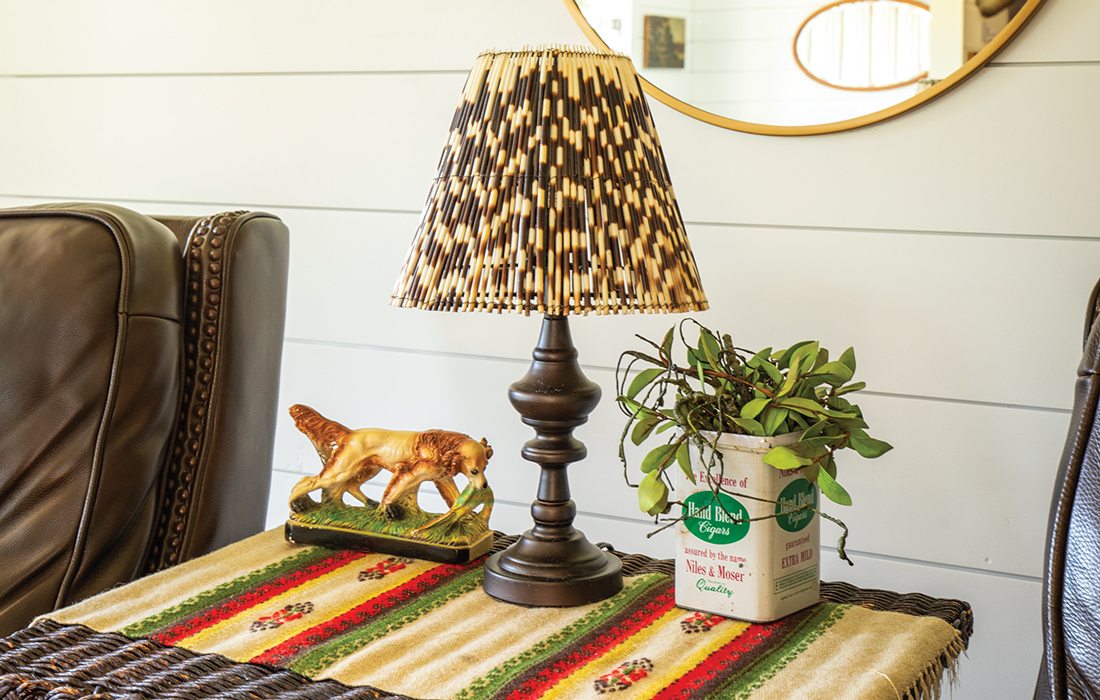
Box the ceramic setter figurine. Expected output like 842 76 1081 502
285 404 495 563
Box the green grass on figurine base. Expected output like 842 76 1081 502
285 491 493 564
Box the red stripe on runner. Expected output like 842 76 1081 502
152 550 367 645
650 623 777 699
511 585 678 698
249 561 470 667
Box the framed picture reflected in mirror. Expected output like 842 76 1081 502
643 15 686 69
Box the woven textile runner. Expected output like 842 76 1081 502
42 529 965 699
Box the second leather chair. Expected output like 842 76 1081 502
0 203 289 635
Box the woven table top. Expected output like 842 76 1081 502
0 529 971 700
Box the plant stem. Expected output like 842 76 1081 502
666 364 775 397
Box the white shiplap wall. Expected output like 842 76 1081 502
1 0 1097 696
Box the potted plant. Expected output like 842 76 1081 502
616 320 891 622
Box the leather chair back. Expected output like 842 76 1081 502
0 204 288 634
1037 278 1100 699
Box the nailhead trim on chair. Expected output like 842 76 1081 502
144 211 248 573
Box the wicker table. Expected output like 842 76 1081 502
0 530 971 700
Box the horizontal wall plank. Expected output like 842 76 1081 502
0 0 1089 75
264 470 1040 700
657 63 1100 237
689 67 915 105
690 7 813 43
0 0 588 76
266 470 303 530
272 341 1064 578
0 74 461 215
0 65 1097 237
0 197 1088 411
687 69 919 125
274 208 1090 411
690 39 802 73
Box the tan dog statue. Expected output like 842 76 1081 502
288 404 492 516
284 404 495 563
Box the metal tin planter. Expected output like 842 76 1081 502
675 431 820 622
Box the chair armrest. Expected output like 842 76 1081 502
145 211 289 570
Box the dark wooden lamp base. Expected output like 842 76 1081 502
482 315 623 607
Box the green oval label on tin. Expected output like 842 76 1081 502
682 491 750 544
775 479 817 533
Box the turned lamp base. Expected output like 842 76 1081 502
482 315 623 607
484 530 622 607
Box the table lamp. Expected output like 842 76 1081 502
391 46 708 606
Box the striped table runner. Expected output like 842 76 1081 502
44 529 966 699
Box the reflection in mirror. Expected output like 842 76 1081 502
793 0 930 91
570 0 1038 132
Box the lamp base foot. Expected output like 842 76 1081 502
483 530 623 607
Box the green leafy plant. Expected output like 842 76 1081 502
616 320 892 562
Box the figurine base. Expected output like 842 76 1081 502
285 519 493 564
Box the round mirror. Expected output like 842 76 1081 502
565 0 1045 135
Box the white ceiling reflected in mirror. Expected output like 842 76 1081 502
565 0 1044 134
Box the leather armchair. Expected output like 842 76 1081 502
1037 278 1100 699
0 203 289 635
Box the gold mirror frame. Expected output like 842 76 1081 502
563 0 1046 136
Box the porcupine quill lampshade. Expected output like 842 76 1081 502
391 46 708 607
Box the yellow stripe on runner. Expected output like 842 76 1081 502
642 616 751 693
539 606 686 700
177 556 436 659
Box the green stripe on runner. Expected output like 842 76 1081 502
121 546 327 638
715 603 848 699
455 574 668 700
289 567 485 676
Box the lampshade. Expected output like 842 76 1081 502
391 46 708 316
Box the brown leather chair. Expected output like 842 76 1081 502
0 203 289 635
1037 278 1100 699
